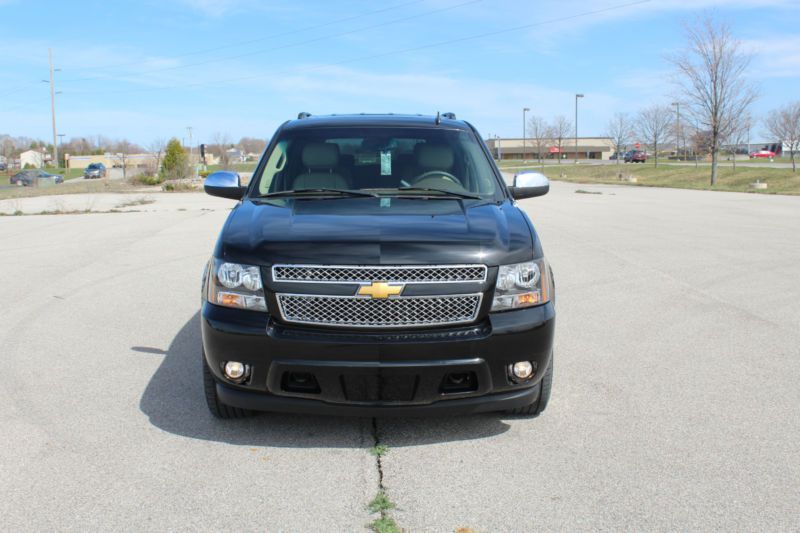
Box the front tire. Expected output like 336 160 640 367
202 352 255 419
506 353 553 417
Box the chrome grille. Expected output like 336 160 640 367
272 264 487 284
277 294 482 328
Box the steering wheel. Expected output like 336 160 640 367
411 170 459 185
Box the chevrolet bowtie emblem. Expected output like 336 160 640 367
357 282 404 299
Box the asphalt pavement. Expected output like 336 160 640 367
1 182 798 531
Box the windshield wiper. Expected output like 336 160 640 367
393 187 481 200
255 188 379 199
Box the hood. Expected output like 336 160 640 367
217 197 538 266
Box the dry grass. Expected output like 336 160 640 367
504 162 800 195
0 179 155 201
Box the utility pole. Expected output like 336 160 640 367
575 94 584 163
186 126 193 160
672 102 681 160
57 133 65 169
522 107 530 162
48 49 58 169
186 127 195 178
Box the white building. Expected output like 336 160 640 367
20 149 47 168
225 148 245 163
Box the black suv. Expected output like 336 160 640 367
201 113 555 418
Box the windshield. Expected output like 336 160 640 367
252 126 500 199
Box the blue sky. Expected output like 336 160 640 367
1 0 798 145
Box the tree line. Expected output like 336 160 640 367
525 16 799 179
0 133 267 172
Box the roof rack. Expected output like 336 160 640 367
297 112 312 119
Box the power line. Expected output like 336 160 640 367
0 95 51 113
0 81 44 99
57 0 428 75
59 0 485 84
63 0 652 99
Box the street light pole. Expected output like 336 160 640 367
672 102 681 160
747 124 751 157
522 107 530 162
575 94 584 163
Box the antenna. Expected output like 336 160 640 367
435 111 441 125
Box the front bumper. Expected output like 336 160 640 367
201 302 555 416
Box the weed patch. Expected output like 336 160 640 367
368 491 395 514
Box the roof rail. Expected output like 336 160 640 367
441 112 456 120
297 112 312 119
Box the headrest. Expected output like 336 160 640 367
415 144 454 169
302 142 339 168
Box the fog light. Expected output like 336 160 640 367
224 361 246 381
511 361 534 380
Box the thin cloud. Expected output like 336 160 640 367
174 0 298 17
742 36 800 78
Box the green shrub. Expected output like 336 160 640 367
136 174 165 186
161 138 189 180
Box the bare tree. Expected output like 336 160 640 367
1 137 14 168
211 132 232 169
605 113 633 165
147 138 167 177
669 16 757 185
238 137 267 157
689 121 711 168
636 105 673 167
550 116 572 164
526 116 551 165
765 101 800 173
726 112 751 173
112 139 134 180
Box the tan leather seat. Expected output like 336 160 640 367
411 144 464 190
293 142 349 190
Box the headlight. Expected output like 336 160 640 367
491 259 551 311
206 259 267 311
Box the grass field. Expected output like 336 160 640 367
498 161 800 195
0 177 149 200
1 167 84 187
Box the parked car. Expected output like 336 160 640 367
610 152 625 160
749 150 776 160
200 113 555 418
83 162 107 179
624 150 647 163
9 169 64 186
0 161 7 171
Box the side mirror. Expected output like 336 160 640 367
204 171 246 200
509 172 549 199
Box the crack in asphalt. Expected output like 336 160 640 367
371 418 385 490
369 417 400 532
